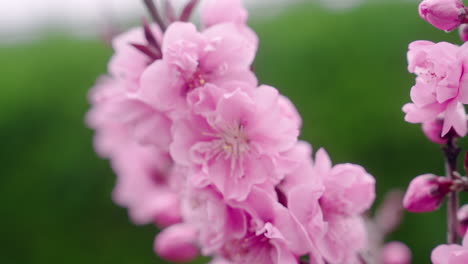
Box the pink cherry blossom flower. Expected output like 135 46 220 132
315 214 368 264
381 241 412 264
87 77 181 226
313 149 374 263
222 187 311 264
281 146 375 264
139 21 257 114
219 223 299 264
86 77 130 158
181 186 247 255
233 186 313 255
286 183 325 264
170 85 299 200
431 232 468 263
111 142 182 226
403 174 452 213
315 148 376 216
419 0 465 31
277 142 326 263
86 77 172 155
182 185 310 263
154 223 199 262
282 147 374 264
403 40 468 137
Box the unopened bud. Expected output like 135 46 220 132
154 224 198 262
458 204 468 237
153 192 182 227
403 174 452 213
460 24 468 41
381 241 412 264
419 0 465 31
422 119 447 144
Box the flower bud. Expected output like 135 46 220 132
403 174 452 213
422 119 447 144
458 204 468 237
381 241 412 264
419 0 465 31
154 224 198 262
152 192 182 228
460 24 468 41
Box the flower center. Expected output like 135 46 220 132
219 122 249 160
415 65 445 85
198 121 250 175
183 68 207 95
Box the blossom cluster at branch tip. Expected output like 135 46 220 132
86 0 377 263
404 1 468 263
403 40 468 138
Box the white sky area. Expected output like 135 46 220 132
0 0 414 43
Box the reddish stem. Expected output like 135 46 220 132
443 136 460 244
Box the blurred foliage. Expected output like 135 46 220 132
1 1 468 263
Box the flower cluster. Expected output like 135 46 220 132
403 0 468 263
403 0 468 141
87 0 376 263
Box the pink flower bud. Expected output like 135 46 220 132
403 174 452 213
381 241 412 264
152 192 182 228
154 224 198 263
458 204 468 237
460 24 468 41
422 119 448 144
419 0 465 31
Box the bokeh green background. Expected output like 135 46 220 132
2 1 467 263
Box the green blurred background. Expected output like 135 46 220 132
1 1 467 263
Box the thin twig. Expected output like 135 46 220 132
443 136 461 244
